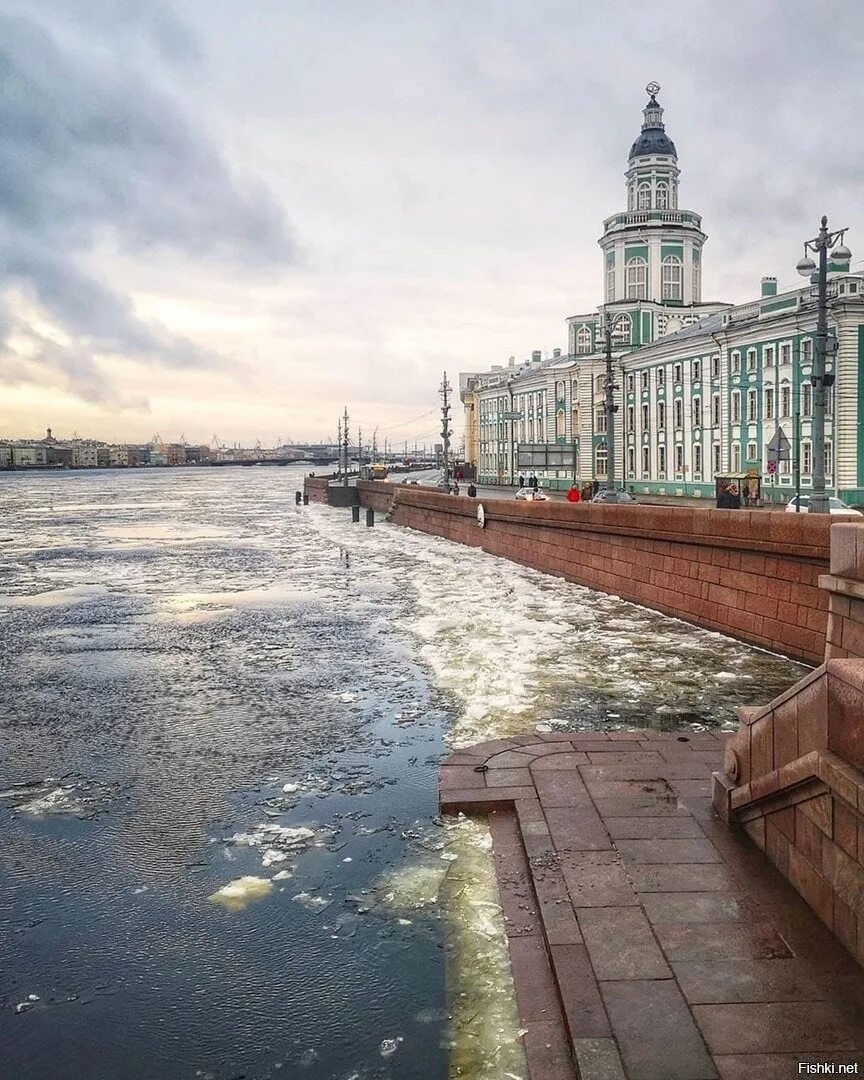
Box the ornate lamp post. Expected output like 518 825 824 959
795 216 849 514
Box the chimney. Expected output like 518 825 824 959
508 356 515 367
761 276 778 298
532 350 542 363
553 348 561 358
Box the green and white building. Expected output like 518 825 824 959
462 85 864 504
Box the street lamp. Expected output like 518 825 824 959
796 215 848 514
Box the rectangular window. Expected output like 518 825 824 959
731 351 741 374
596 409 607 433
763 345 775 368
596 449 608 476
627 447 635 475
693 397 702 427
731 443 741 472
692 359 701 383
731 391 741 423
673 363 683 384
747 441 757 463
746 349 757 372
656 367 666 386
626 374 635 393
764 387 774 420
658 445 666 473
640 371 649 391
711 355 720 380
657 402 666 430
627 405 635 433
781 385 791 417
694 444 702 474
711 394 720 426
802 382 813 417
801 339 813 363
640 403 650 431
713 443 721 473
675 444 684 471
747 389 757 421
674 399 683 428
825 441 833 476
642 446 650 475
802 442 812 475
780 343 791 365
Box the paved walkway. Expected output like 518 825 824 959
440 730 864 1080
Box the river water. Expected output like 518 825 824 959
0 468 807 1080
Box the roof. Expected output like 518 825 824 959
629 129 677 159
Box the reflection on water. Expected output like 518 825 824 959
0 468 806 1080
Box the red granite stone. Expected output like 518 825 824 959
508 935 562 1023
545 806 612 851
651 922 793 962
604 817 706 839
550 943 610 1039
628 863 733 893
531 752 590 770
571 1039 626 1080
486 767 533 788
579 907 671 980
534 770 592 807
560 852 638 908
672 958 826 1004
714 1054 864 1080
641 892 748 925
438 764 486 789
615 837 723 865
692 1001 857 1054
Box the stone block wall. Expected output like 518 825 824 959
355 480 398 513
304 475 331 504
369 489 832 664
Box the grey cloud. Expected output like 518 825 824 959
0 6 296 402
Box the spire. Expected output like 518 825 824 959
629 81 677 161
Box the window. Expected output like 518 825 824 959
673 444 683 471
711 354 720 380
692 359 701 383
801 338 813 364
555 410 566 438
576 325 592 354
693 444 702 474
613 313 632 345
556 380 566 402
596 446 608 476
731 443 741 472
731 391 741 423
747 389 757 421
780 385 791 417
673 363 683 384
692 265 700 303
780 343 791 365
802 383 813 417
640 371 649 391
626 373 635 393
656 367 666 387
627 405 635 432
641 403 649 429
825 441 832 476
713 443 721 473
625 258 647 300
595 374 605 395
628 186 636 211
746 348 757 372
661 256 683 301
674 399 683 429
596 408 607 433
747 442 757 464
657 402 666 430
731 351 741 375
656 182 669 210
606 262 615 302
693 397 702 427
763 345 775 368
637 183 651 210
764 387 774 419
642 447 650 475
802 441 812 475
627 447 636 475
658 445 666 473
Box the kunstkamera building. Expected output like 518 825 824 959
461 84 864 505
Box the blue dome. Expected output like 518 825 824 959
629 130 677 159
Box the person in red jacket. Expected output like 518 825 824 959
566 485 581 503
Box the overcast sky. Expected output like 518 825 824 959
3 0 864 447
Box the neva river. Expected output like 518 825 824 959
0 468 807 1080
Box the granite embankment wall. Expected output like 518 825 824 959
352 480 831 664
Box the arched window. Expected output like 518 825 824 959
613 314 632 345
625 257 647 300
692 264 700 303
595 373 605 396
661 255 682 301
555 410 566 438
628 185 636 210
606 262 616 302
637 183 651 210
576 326 592 354
656 182 669 210
595 444 608 477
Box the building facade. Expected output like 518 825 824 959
462 85 864 504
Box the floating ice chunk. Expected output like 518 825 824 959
15 994 40 1013
379 1037 403 1058
292 891 332 912
281 783 299 794
333 691 358 703
714 671 737 681
535 723 552 733
133 886 149 895
209 876 273 911
440 852 458 862
272 869 293 881
342 857 352 863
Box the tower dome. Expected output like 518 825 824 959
629 82 677 161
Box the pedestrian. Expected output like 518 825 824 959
566 485 581 503
716 484 737 509
519 474 525 488
531 474 538 491
452 481 460 495
729 484 741 509
467 483 477 498
592 479 600 497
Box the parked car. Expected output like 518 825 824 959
515 487 549 501
785 495 863 516
591 488 635 504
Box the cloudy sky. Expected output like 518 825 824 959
2 0 863 447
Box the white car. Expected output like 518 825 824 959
515 487 548 501
785 495 863 516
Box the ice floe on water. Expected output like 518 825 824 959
209 876 273 911
225 822 327 868
0 778 117 818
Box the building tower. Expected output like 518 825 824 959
598 83 709 340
